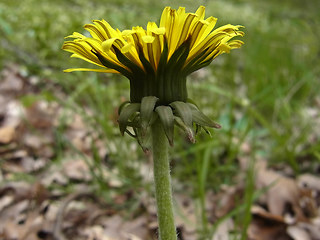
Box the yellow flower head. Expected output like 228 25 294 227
63 6 243 102
62 6 244 146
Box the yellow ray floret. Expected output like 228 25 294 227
62 6 244 77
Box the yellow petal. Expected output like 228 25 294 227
84 23 107 41
102 39 116 52
218 43 231 53
175 13 197 48
189 19 209 48
64 68 119 73
94 20 119 39
142 35 155 43
122 29 134 36
147 22 158 34
195 6 205 20
151 27 165 35
62 41 100 65
64 32 86 39
121 43 133 53
160 7 170 28
70 53 104 67
197 16 217 43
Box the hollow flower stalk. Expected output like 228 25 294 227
63 6 244 240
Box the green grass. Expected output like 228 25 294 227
1 0 320 239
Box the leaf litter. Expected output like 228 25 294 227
0 64 320 239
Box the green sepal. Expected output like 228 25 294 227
125 129 137 138
155 106 174 146
187 98 199 107
118 101 130 115
92 50 133 80
136 43 155 76
195 124 200 134
157 40 169 73
140 96 159 135
187 103 221 129
182 47 211 75
170 101 193 128
113 47 145 76
149 111 158 126
202 126 212 136
174 116 195 143
186 58 213 75
167 36 191 70
125 117 140 128
118 103 141 135
134 127 151 154
156 40 168 103
194 124 211 137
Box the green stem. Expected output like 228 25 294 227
151 119 177 240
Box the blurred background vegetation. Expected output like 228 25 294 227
1 0 320 238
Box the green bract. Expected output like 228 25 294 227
118 96 221 150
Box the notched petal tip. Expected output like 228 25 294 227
121 43 133 53
142 35 155 43
218 43 231 53
150 27 166 36
102 39 115 52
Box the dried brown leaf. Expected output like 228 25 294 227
248 216 290 240
215 184 244 218
287 226 311 240
82 225 113 240
0 126 15 144
251 205 285 223
0 68 24 94
299 221 320 239
212 218 234 240
0 195 14 212
42 171 68 186
26 101 55 129
255 160 303 220
121 216 148 240
3 100 25 128
298 174 320 191
175 194 197 234
62 159 91 182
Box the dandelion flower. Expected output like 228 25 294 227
63 7 244 239
62 6 244 145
